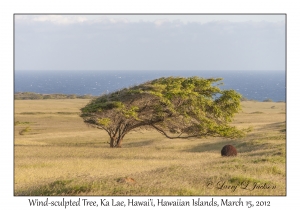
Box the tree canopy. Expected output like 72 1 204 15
80 76 244 148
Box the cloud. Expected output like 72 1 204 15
15 15 133 25
14 16 285 71
154 19 170 26
15 14 286 26
15 15 89 25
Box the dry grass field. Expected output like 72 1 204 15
14 99 286 196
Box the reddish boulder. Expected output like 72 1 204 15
221 145 237 156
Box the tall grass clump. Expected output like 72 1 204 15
19 126 31 135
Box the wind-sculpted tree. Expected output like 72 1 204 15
80 77 245 148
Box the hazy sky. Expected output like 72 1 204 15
15 14 285 71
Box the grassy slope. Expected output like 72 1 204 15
14 99 286 195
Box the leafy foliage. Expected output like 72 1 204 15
80 77 244 147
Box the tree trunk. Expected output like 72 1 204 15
110 137 115 148
116 137 123 148
109 136 123 148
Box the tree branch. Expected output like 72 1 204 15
150 124 201 139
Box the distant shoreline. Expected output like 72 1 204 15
14 70 286 102
14 92 96 100
14 92 286 102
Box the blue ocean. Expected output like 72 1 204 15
14 70 286 102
